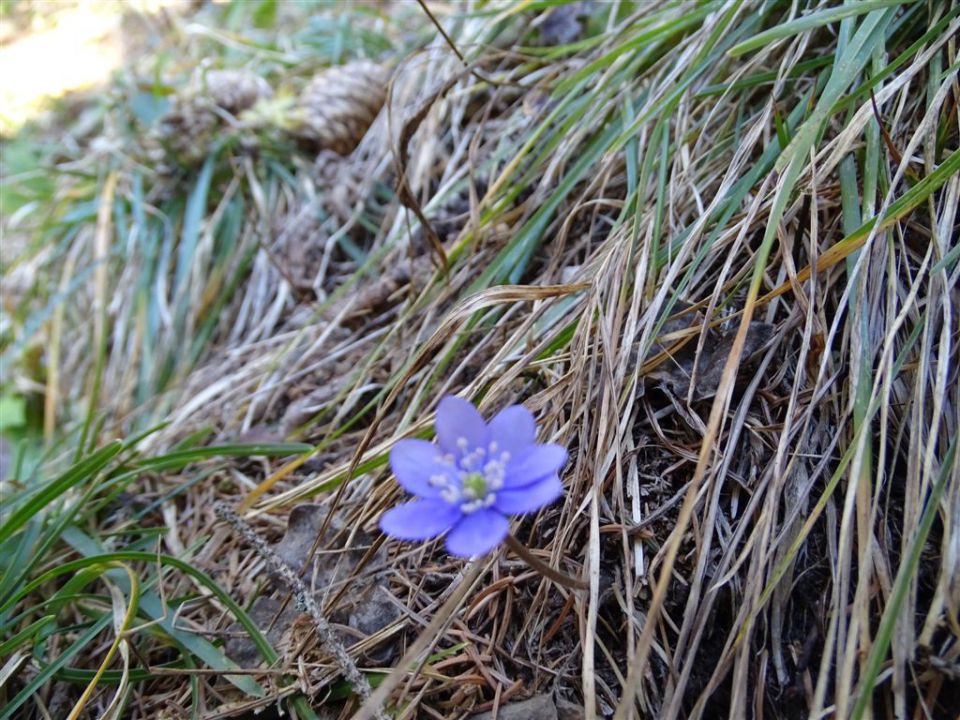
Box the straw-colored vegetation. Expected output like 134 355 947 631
2 1 958 718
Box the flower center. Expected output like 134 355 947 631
462 472 488 500
432 438 512 514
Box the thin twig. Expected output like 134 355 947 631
213 502 387 720
505 533 589 590
415 0 467 65
413 0 522 89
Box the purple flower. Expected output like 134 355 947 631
380 396 567 558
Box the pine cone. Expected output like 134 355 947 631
294 61 388 154
150 68 273 167
201 69 273 114
151 94 219 166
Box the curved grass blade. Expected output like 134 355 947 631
0 440 123 545
728 0 914 57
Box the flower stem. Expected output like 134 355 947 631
505 533 588 590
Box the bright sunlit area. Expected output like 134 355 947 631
0 0 195 134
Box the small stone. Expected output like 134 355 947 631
224 595 299 668
469 694 558 720
556 698 586 720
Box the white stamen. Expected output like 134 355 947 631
454 453 510 513
440 487 460 503
460 499 482 514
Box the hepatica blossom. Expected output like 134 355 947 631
380 396 567 557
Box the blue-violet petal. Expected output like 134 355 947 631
504 444 568 488
390 439 456 498
495 474 564 514
444 510 509 557
379 500 462 540
436 396 490 456
489 405 536 455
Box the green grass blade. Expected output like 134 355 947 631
851 436 957 719
729 0 914 57
0 440 123 545
1 618 111 720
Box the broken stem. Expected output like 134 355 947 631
505 533 588 590
214 502 387 720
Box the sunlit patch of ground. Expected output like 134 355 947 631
0 0 189 135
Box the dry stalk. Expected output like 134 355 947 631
213 502 387 720
354 561 488 720
504 533 588 590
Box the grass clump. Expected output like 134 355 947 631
2 0 958 718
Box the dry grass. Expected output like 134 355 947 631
2 1 958 718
